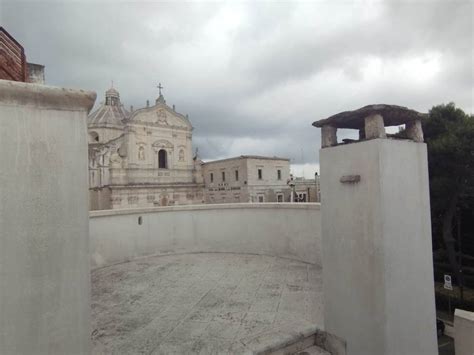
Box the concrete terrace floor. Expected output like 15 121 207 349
91 253 324 354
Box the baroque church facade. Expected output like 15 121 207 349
88 86 204 210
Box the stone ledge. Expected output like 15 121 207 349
90 202 321 217
236 321 346 354
0 79 96 112
455 309 474 322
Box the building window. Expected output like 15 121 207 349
298 193 307 202
210 173 214 183
277 169 281 180
277 194 283 202
222 171 226 182
258 195 264 203
235 170 239 181
258 168 262 180
158 149 167 169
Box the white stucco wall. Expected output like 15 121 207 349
455 309 474 355
89 203 321 269
320 139 437 355
0 80 95 355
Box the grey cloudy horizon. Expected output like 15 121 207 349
2 1 473 177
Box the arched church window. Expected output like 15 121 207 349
138 146 145 160
158 149 167 169
179 149 185 162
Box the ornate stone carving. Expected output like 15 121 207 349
111 196 122 204
127 195 138 204
156 108 169 125
152 139 173 151
109 152 122 167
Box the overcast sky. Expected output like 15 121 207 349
2 0 472 176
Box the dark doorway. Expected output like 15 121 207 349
158 149 167 169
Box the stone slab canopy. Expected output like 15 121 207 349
313 104 427 148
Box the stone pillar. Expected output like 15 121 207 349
406 119 424 142
454 309 474 355
320 139 437 355
364 113 386 139
0 80 96 354
321 125 337 148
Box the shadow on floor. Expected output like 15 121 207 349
438 335 454 355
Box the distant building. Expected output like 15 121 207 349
87 84 319 210
88 85 204 210
202 156 291 203
293 173 320 202
26 63 45 84
0 27 45 84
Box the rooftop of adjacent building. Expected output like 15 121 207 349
203 155 290 165
0 27 45 84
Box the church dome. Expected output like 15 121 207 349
88 86 129 127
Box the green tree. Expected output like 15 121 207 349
424 103 474 285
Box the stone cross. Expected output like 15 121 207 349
157 83 163 96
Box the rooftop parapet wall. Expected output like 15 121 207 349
0 80 96 111
89 203 322 269
0 80 95 355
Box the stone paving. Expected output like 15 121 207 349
91 253 324 354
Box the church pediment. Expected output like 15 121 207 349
129 104 192 130
152 139 174 150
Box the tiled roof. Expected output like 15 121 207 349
88 103 129 127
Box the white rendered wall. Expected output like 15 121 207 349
0 80 95 355
89 203 321 269
454 309 474 355
320 139 437 355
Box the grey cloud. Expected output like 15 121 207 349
233 1 472 91
1 1 472 176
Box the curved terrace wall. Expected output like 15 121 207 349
89 203 321 269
